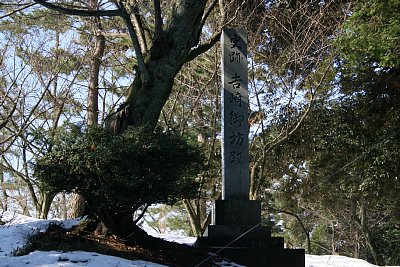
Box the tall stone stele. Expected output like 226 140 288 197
196 28 305 267
216 27 261 227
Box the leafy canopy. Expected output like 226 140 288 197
337 0 400 69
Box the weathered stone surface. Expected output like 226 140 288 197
196 235 283 249
213 199 261 225
204 224 271 238
212 248 305 267
221 28 249 200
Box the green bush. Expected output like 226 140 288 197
34 125 204 236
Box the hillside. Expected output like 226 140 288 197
0 212 397 267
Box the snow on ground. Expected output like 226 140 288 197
0 212 398 267
0 251 167 267
305 254 391 267
140 221 197 245
0 211 82 257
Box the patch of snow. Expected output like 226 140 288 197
305 254 384 267
0 211 82 257
0 212 399 267
0 251 167 267
147 230 197 245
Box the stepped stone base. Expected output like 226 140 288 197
209 247 305 267
196 233 284 249
213 199 261 225
196 199 305 267
204 224 271 238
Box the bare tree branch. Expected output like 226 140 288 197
201 0 217 27
0 90 21 130
115 1 148 82
153 0 163 42
130 4 148 54
186 31 221 62
0 2 36 19
33 0 122 17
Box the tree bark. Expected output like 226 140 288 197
0 164 8 211
183 199 203 237
35 0 216 238
100 1 212 238
107 0 209 131
87 15 105 126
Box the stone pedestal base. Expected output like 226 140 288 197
196 199 305 267
196 231 283 249
208 247 305 267
213 199 261 225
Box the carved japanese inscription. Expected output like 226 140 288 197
221 28 249 200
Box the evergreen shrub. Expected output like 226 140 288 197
34 125 204 235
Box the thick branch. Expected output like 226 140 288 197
129 4 148 53
0 2 36 19
0 91 20 130
33 0 121 17
153 0 163 40
186 32 221 62
116 1 148 82
201 0 218 27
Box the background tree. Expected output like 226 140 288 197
246 0 349 200
0 8 84 218
261 0 400 264
69 0 106 218
0 0 137 218
161 45 221 236
274 77 400 264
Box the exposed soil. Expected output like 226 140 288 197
18 223 228 267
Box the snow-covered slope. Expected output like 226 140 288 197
0 212 398 267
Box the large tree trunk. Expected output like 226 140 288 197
106 66 170 132
107 0 208 131
35 0 214 237
37 193 56 219
95 1 210 238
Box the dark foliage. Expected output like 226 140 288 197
267 67 400 265
34 125 204 237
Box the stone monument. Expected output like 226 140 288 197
196 28 305 267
